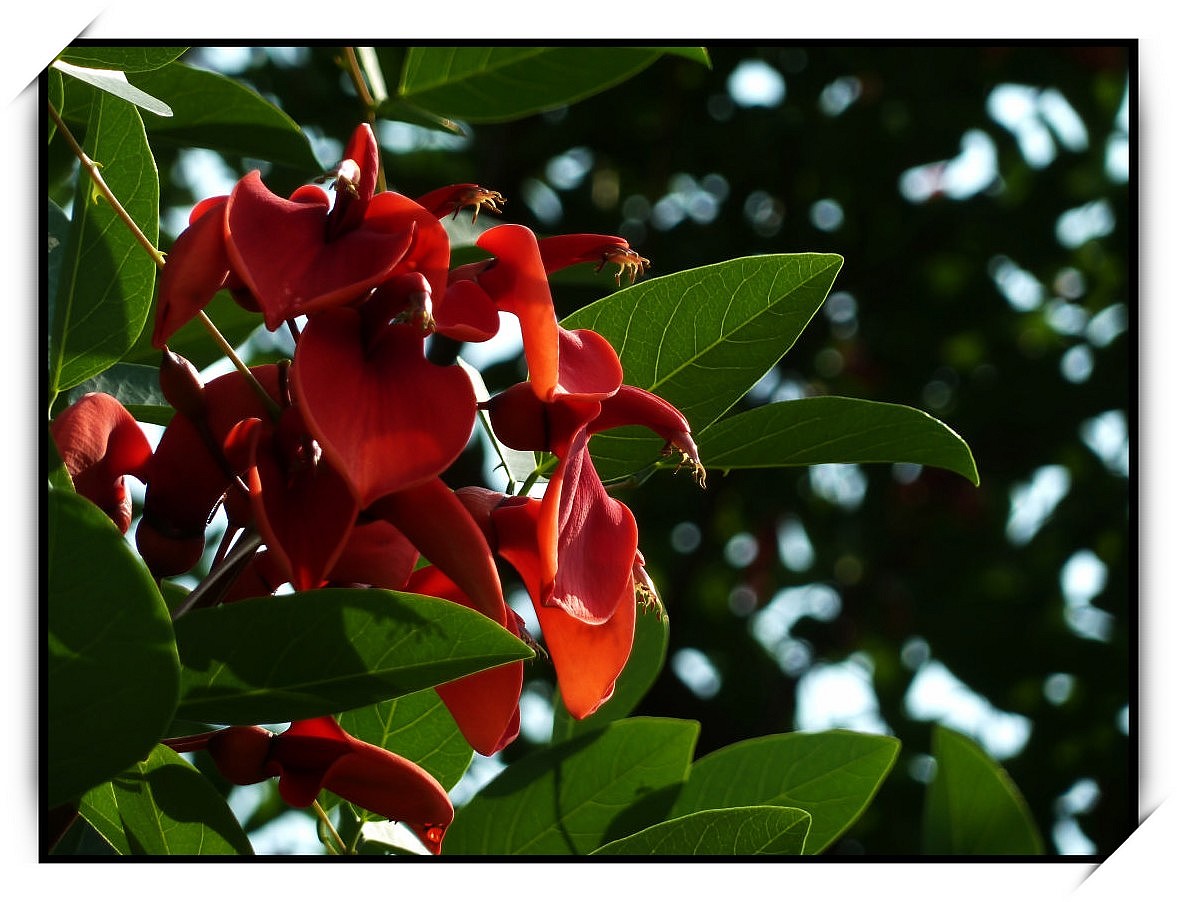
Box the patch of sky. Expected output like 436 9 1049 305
819 76 862 117
743 189 785 237
898 130 998 203
1079 409 1129 477
1043 672 1076 706
823 290 858 339
810 198 844 232
672 648 722 699
449 753 507 807
545 147 594 191
809 462 867 511
989 255 1044 312
375 119 470 155
1060 344 1095 383
518 681 554 743
651 173 728 230
1106 82 1130 184
521 177 563 226
1056 199 1115 249
727 59 786 108
1052 778 1100 854
1086 303 1128 348
794 653 890 734
1005 464 1071 545
749 582 842 678
1060 549 1113 642
988 84 1088 169
905 659 1032 760
724 532 759 568
777 516 815 572
671 521 703 555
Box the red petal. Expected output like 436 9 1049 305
154 197 231 348
554 327 623 399
543 426 639 623
432 278 500 342
533 573 636 719
292 310 476 507
406 565 523 756
232 411 360 592
367 477 508 626
326 518 418 590
225 172 414 328
51 393 153 533
475 225 560 400
593 384 699 460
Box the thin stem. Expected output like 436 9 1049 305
49 99 280 417
48 102 165 269
313 800 347 855
171 530 263 620
340 46 386 193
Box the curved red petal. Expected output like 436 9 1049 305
50 392 153 533
475 225 560 400
327 518 418 590
154 197 231 347
292 310 476 507
534 574 636 719
225 172 413 328
432 278 500 342
554 327 623 399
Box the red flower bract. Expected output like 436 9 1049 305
175 718 454 855
50 392 152 533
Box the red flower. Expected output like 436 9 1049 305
168 717 454 854
49 393 152 533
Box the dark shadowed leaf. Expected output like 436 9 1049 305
445 717 699 854
698 396 979 484
129 63 320 171
48 91 159 395
78 744 252 855
592 805 810 855
47 490 179 806
52 61 173 117
65 362 172 426
399 47 690 123
923 726 1044 854
669 730 899 853
58 47 188 72
174 588 533 725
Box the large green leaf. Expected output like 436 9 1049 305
78 744 252 855
445 717 699 854
129 63 320 171
698 396 979 484
337 690 473 791
58 47 188 72
48 91 159 395
551 604 669 741
562 254 843 480
64 362 172 426
173 588 534 725
47 490 180 807
398 47 692 123
923 726 1044 854
592 805 811 855
669 730 899 854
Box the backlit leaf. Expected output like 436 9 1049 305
592 805 810 855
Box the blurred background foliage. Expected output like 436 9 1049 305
47 43 1133 855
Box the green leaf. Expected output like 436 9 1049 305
78 744 252 855
337 690 473 791
669 730 899 854
445 717 699 854
48 68 64 142
65 362 172 426
592 805 810 855
923 726 1044 854
51 61 173 117
173 588 534 725
58 47 188 72
129 63 321 172
47 490 180 807
122 289 262 372
398 47 669 123
663 47 712 67
48 91 159 395
46 201 71 365
562 253 843 480
698 396 979 484
551 604 669 741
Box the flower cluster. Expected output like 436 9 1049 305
49 124 702 853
